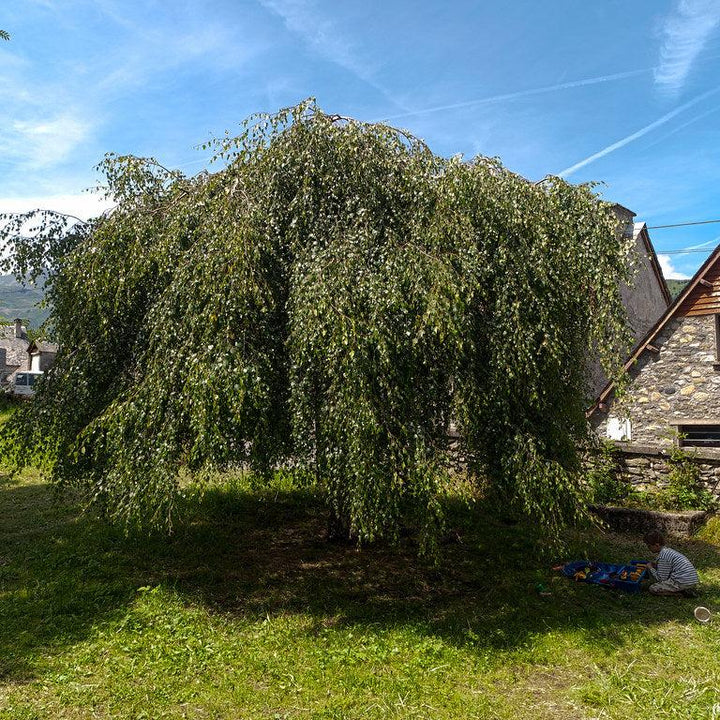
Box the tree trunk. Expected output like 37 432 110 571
326 507 355 543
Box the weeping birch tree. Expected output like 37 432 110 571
0 100 633 546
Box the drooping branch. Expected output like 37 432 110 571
0 100 633 549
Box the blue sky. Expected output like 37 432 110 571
2 1 720 278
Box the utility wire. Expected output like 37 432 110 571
654 248 715 254
643 217 720 254
647 219 720 229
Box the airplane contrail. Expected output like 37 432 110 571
558 85 720 177
375 68 650 123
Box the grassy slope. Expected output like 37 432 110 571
0 473 719 719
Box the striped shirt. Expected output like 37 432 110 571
656 547 699 587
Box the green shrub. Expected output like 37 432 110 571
657 444 717 511
586 440 632 505
696 515 720 543
587 439 718 512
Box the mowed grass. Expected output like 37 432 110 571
1 472 720 719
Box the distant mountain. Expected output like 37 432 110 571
666 279 690 300
0 275 48 328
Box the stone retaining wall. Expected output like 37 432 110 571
590 504 708 537
612 443 720 497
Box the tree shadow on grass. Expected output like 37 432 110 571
0 480 135 682
1 478 719 683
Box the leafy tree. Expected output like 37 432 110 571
0 101 633 547
0 31 9 41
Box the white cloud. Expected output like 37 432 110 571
0 192 113 221
99 24 258 95
7 115 93 169
260 0 375 80
0 0 267 204
258 0 405 109
89 0 265 93
657 253 692 279
655 0 720 93
0 39 101 176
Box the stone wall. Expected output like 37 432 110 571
590 504 708 537
593 314 720 446
611 443 720 497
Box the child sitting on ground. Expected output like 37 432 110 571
643 530 699 597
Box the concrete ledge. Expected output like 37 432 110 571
612 442 720 462
589 504 709 537
611 443 669 457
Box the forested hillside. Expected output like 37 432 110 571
0 275 46 327
666 278 690 300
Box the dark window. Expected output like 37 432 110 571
678 424 720 448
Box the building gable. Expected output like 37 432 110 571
677 259 720 316
587 210 671 398
591 244 720 414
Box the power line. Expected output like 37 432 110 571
654 248 715 255
647 218 720 229
644 217 720 254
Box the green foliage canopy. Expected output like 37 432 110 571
0 101 633 545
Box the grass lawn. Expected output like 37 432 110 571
1 472 720 719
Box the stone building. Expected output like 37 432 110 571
27 339 58 372
0 318 30 383
0 321 58 388
587 206 671 397
589 244 720 493
617 208 672 342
